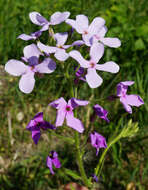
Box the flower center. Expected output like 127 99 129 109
58 45 64 49
83 30 88 35
66 105 71 112
90 62 96 68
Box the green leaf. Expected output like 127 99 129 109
134 38 146 50
64 168 82 180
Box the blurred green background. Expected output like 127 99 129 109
0 0 148 189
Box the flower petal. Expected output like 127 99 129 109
88 17 105 35
96 61 119 73
86 68 103 88
52 157 61 169
65 19 77 29
33 112 44 123
32 129 41 144
69 50 89 68
29 12 48 25
40 24 50 31
19 71 35 94
17 34 34 41
120 97 132 114
49 97 67 109
50 11 70 25
46 156 54 175
54 49 69 61
23 44 42 59
37 41 57 54
90 43 104 63
75 15 89 33
100 37 121 48
36 58 56 73
97 26 107 38
72 40 84 46
54 32 68 46
5 60 28 76
68 98 89 109
66 112 84 133
55 108 66 127
125 95 144 107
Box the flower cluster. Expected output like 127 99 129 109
5 11 144 179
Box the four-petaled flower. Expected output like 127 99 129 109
93 104 110 123
46 151 61 175
117 81 144 114
29 11 70 31
66 14 105 46
5 44 56 93
69 43 119 88
38 32 84 61
90 132 107 155
26 112 55 144
49 97 89 133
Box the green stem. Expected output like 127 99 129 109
95 133 122 178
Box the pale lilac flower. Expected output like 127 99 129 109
46 151 61 175
26 112 55 144
49 97 89 133
5 44 56 93
90 132 107 155
69 43 119 88
37 32 84 61
66 14 105 46
91 26 121 48
29 11 70 31
93 104 110 123
17 30 42 41
117 81 144 114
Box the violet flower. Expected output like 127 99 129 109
29 11 70 31
93 104 110 123
90 132 107 155
26 112 55 144
5 44 56 93
66 14 105 46
117 81 144 114
38 32 84 61
17 30 42 41
49 97 89 133
69 43 119 88
46 151 61 175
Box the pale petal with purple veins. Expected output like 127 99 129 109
40 24 50 31
54 32 68 46
90 43 104 63
49 97 67 109
96 61 119 73
119 81 134 86
54 49 69 61
37 42 57 54
19 71 35 94
69 50 89 68
66 19 76 29
5 60 28 76
86 68 103 88
72 40 84 46
75 14 89 33
36 58 56 73
50 11 70 25
55 108 66 127
125 95 144 107
120 97 132 114
97 26 108 38
66 112 84 133
23 44 42 59
100 37 121 48
88 17 105 35
29 12 47 25
68 98 89 109
17 34 35 41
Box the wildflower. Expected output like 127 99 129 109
26 112 55 144
5 44 56 93
93 104 110 123
49 97 89 133
66 14 105 46
38 32 84 61
69 43 119 88
17 30 42 41
117 81 144 114
74 67 86 85
46 151 61 174
92 174 98 182
90 132 107 155
29 11 70 31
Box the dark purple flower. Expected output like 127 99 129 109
17 31 42 41
46 151 61 175
117 81 144 114
90 132 107 155
49 97 89 133
92 174 98 182
26 112 55 144
93 104 110 123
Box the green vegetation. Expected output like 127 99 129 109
0 0 148 189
